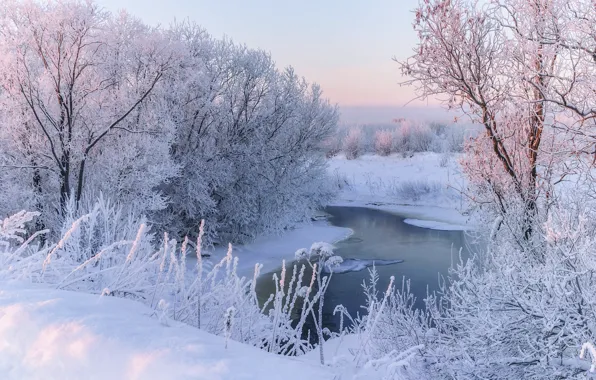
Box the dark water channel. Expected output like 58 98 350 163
256 206 473 336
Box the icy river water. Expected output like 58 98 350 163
256 206 473 335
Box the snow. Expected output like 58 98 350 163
301 334 371 379
199 221 352 278
327 153 474 229
402 218 470 231
0 283 334 380
303 333 363 363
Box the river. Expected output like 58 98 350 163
256 206 473 336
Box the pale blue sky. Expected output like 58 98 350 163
96 0 428 109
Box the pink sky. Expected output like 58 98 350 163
95 0 433 109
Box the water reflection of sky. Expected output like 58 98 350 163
257 206 475 333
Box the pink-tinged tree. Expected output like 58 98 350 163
374 130 394 156
386 1 596 378
0 0 177 222
399 0 570 241
343 128 362 159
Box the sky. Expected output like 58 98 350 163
95 0 449 122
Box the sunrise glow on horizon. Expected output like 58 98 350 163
95 0 427 108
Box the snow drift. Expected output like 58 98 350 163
0 284 334 380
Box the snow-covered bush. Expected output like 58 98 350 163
331 168 353 191
344 128 363 160
413 192 596 379
0 211 46 279
428 122 447 136
394 121 434 154
408 124 434 152
444 127 466 153
322 136 343 158
580 342 596 373
329 120 477 160
374 130 394 156
364 273 431 363
322 267 428 379
0 210 40 244
55 195 151 265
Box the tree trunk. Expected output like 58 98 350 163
75 155 87 207
59 155 70 215
32 162 46 244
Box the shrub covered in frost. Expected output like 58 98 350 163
374 130 394 156
343 128 363 160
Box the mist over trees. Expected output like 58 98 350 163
0 0 337 244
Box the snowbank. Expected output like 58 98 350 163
0 283 333 380
402 218 470 231
327 153 473 230
199 221 352 278
303 333 363 364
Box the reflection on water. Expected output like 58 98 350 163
256 206 473 335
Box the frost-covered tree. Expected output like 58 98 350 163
161 22 338 243
385 1 596 378
374 130 393 156
399 0 574 241
343 128 362 160
0 3 337 243
0 0 178 228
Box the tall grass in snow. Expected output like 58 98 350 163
389 180 443 202
0 199 343 358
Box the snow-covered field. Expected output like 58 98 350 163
0 284 335 380
327 152 472 229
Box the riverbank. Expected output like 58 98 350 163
202 153 473 278
327 152 473 230
195 220 352 278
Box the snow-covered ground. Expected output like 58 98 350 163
328 152 472 230
197 221 352 278
0 283 335 380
